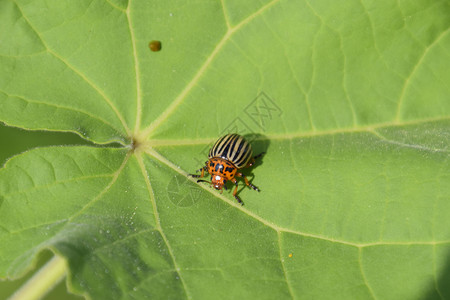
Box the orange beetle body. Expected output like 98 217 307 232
190 134 264 205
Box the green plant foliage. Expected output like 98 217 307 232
1 0 449 299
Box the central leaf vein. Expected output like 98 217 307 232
136 153 191 299
146 148 450 247
140 0 282 139
126 0 142 135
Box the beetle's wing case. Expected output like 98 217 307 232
208 134 253 169
208 134 233 159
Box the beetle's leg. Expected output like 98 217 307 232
231 178 244 205
235 172 260 192
246 152 265 168
253 152 265 160
190 166 206 178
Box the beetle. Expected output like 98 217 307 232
190 133 264 205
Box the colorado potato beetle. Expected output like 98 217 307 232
190 133 264 205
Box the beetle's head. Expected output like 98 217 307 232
197 175 227 191
211 174 227 190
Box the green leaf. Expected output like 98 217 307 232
1 0 450 299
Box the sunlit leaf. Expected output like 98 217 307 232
1 0 449 299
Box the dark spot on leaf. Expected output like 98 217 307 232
149 40 161 52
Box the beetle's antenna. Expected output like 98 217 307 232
197 179 211 184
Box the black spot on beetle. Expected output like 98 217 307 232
215 164 224 173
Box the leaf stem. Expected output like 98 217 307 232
8 255 67 300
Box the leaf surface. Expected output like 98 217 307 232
1 0 450 299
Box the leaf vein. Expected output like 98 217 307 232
13 1 131 136
219 0 231 29
277 231 295 298
146 143 450 247
371 130 450 153
0 90 124 135
395 27 450 122
358 248 377 299
68 151 131 221
105 0 126 12
92 228 156 254
136 154 191 299
5 219 68 236
126 1 142 134
2 174 113 198
140 0 282 138
145 116 450 147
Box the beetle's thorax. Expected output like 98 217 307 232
206 157 237 190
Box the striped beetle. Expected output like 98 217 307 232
190 133 264 205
